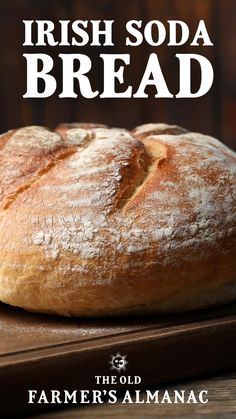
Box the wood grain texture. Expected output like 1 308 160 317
0 0 235 149
218 0 236 150
0 302 236 417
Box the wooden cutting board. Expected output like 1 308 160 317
0 302 236 417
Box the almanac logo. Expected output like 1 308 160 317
109 353 128 372
27 352 209 405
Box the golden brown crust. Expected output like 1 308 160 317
132 122 188 141
0 123 235 316
56 122 107 137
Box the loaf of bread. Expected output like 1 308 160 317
0 122 235 316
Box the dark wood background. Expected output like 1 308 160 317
0 0 236 150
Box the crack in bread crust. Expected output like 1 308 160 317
0 125 172 213
3 148 77 210
0 126 99 211
121 137 169 211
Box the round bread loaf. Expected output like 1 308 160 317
0 122 235 316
